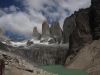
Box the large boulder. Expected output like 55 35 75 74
33 26 41 40
63 15 76 43
40 21 50 42
50 21 62 44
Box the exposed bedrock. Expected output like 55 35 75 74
40 21 50 42
33 26 41 40
50 21 62 44
65 39 100 75
64 9 93 65
64 0 100 75
69 8 92 54
19 44 68 65
89 0 100 40
63 15 76 43
0 28 3 35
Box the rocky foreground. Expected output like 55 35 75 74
0 50 58 75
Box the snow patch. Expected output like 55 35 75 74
30 38 49 45
10 41 27 47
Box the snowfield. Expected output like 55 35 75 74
10 41 27 47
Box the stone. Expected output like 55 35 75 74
33 26 41 40
0 51 58 75
89 0 100 40
50 21 62 44
20 44 68 65
27 40 33 46
0 28 3 35
40 21 50 42
68 8 92 54
0 28 10 42
65 40 100 75
64 1 100 75
48 38 56 44
63 15 76 43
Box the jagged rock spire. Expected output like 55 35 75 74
42 20 50 37
0 28 3 36
50 21 62 44
33 26 41 40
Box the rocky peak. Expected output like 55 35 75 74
40 20 50 42
63 15 76 43
42 20 50 36
33 26 41 40
50 21 62 44
0 28 3 36
33 26 39 34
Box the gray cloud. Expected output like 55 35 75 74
0 0 91 38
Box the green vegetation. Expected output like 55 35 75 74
36 65 91 75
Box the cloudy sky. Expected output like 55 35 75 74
0 0 91 39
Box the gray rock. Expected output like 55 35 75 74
50 21 62 44
33 26 41 40
69 8 92 54
27 40 33 46
63 15 76 43
90 0 100 40
40 21 50 42
20 44 68 65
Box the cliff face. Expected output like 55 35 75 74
40 21 50 42
50 21 62 44
40 21 63 44
63 15 76 43
33 26 41 40
0 28 3 35
63 8 92 54
69 8 92 54
90 0 100 40
64 0 100 75
19 44 68 65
